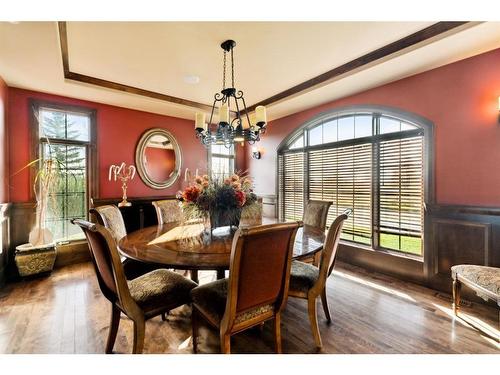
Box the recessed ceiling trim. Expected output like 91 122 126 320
57 21 475 116
244 21 475 113
57 21 214 112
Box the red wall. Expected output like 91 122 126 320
8 88 209 202
248 48 500 207
0 76 8 203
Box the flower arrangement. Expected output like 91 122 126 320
177 172 258 230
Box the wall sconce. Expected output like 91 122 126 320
252 146 261 160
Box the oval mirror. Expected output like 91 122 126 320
135 128 182 189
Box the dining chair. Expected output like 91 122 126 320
72 219 197 354
152 199 183 225
190 221 301 354
301 200 333 265
239 198 263 227
152 199 201 283
288 209 351 349
90 205 163 281
303 200 333 231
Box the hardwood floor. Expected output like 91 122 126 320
0 261 498 354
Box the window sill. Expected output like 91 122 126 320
55 238 86 247
339 240 424 263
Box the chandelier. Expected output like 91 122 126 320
195 40 267 147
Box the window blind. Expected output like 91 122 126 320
308 143 372 245
279 152 304 221
379 136 423 254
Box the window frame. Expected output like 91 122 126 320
207 143 236 180
276 104 434 259
29 99 98 241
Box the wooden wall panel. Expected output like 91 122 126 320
0 203 11 287
7 202 36 280
432 219 490 275
426 205 500 297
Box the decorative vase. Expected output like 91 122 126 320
209 208 241 233
29 202 53 247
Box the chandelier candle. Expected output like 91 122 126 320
195 113 206 131
194 39 267 147
255 106 267 127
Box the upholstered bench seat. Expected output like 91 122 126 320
128 269 197 313
451 264 500 303
290 260 320 294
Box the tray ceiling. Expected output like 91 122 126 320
1 21 499 121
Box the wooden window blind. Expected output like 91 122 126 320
379 136 423 255
279 152 304 221
308 143 372 245
277 112 426 257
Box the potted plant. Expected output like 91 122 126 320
28 158 58 246
177 173 259 234
13 156 62 277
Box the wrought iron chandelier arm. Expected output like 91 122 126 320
236 93 254 131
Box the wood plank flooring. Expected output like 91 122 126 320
0 261 498 354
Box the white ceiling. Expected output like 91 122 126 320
1 21 500 122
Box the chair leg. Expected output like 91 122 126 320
190 270 199 284
132 318 146 354
258 322 265 334
308 296 322 349
313 251 321 267
161 311 169 321
192 307 199 354
320 288 332 323
216 269 226 280
273 314 282 354
453 279 461 315
220 332 231 354
105 304 121 354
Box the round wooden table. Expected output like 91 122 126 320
118 221 325 276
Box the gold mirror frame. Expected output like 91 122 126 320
135 128 182 189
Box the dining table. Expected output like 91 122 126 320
118 218 325 282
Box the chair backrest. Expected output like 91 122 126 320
303 200 333 230
90 205 127 244
223 222 300 326
314 209 351 292
239 198 263 227
72 219 133 309
152 199 183 225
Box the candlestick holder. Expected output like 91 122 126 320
109 163 136 207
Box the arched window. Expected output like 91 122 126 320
277 105 434 257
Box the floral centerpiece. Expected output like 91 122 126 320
177 172 258 232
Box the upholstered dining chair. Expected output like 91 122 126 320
303 200 333 231
152 199 202 283
239 198 263 227
72 219 197 354
90 205 162 281
288 209 351 349
152 199 183 225
190 221 301 354
301 200 333 265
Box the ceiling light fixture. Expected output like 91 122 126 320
194 40 267 147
